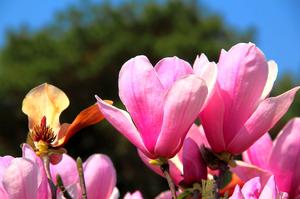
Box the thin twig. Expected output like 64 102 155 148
160 163 177 199
57 175 73 199
42 155 57 199
77 157 88 199
192 190 200 199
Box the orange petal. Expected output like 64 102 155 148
22 83 70 133
220 173 244 196
54 101 112 147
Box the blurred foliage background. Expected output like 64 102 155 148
0 0 298 197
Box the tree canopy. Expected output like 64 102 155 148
2 0 296 197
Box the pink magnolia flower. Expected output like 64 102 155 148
139 124 208 186
97 55 212 159
230 176 288 199
0 151 48 199
21 143 118 199
50 153 119 199
200 42 299 154
123 191 143 199
233 118 300 199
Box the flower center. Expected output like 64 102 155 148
30 116 56 145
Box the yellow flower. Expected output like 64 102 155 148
22 83 109 159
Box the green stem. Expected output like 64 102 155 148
160 163 177 199
57 175 73 199
77 157 88 199
42 155 57 199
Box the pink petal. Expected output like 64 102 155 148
83 154 116 199
118 55 164 152
259 61 278 101
229 185 244 199
155 191 173 199
3 158 38 199
193 54 218 104
123 191 143 199
200 83 226 152
22 144 48 199
227 86 300 154
241 177 261 198
96 97 152 158
218 43 268 143
0 186 8 199
231 161 272 187
242 133 273 169
155 56 193 89
154 75 208 158
50 154 78 186
268 118 300 195
0 156 13 181
183 138 207 185
186 124 210 148
259 176 278 199
110 187 120 199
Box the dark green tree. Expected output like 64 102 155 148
0 0 254 197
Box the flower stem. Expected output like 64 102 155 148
160 163 177 199
57 175 73 199
42 155 57 199
77 157 87 199
192 190 200 199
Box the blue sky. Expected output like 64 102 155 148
0 0 299 76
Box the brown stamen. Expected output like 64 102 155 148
30 116 56 144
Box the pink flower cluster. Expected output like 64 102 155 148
1 42 300 198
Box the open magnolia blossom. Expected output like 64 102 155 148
232 118 300 199
97 55 214 159
138 124 208 187
22 83 109 160
200 43 299 155
230 176 288 199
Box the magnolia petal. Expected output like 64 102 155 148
186 124 210 148
193 54 209 74
155 191 173 199
259 60 278 101
200 83 226 152
242 133 273 169
22 144 48 199
231 161 272 187
96 96 152 158
229 185 244 199
241 177 261 198
218 43 268 143
123 191 143 199
155 56 193 89
50 154 78 186
118 55 165 152
154 75 208 158
22 83 69 133
109 187 120 199
227 86 300 154
54 103 110 147
0 186 8 199
83 154 116 199
268 118 300 195
183 138 207 185
0 156 13 182
259 176 278 199
3 158 38 199
193 54 218 104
